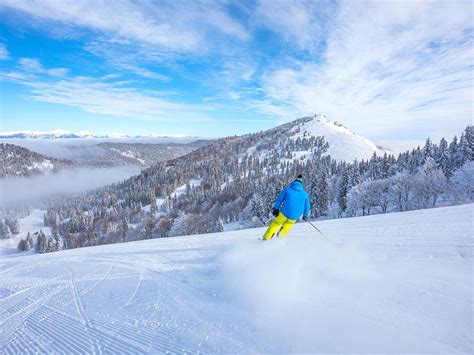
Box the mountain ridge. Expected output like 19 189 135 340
0 115 392 162
0 129 199 140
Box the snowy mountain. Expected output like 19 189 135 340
289 114 392 161
0 130 97 139
1 204 472 353
0 129 197 140
0 143 73 178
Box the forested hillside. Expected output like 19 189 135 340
97 140 210 167
0 143 73 178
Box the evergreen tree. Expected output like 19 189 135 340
337 169 349 216
380 153 391 179
464 126 474 161
0 222 12 239
51 229 62 252
448 136 458 169
25 232 33 250
5 218 20 235
422 137 434 161
217 218 225 232
17 238 27 251
436 138 452 177
315 163 330 216
35 231 48 253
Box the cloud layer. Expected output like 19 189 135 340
0 166 141 206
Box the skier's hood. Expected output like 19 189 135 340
289 180 304 191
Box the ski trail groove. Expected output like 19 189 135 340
68 268 101 354
125 272 143 308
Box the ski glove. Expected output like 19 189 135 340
302 216 309 221
272 208 279 217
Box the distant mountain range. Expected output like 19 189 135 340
0 130 196 139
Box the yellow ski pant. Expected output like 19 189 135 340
263 213 296 240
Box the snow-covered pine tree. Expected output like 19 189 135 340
17 238 27 251
451 161 474 202
464 126 474 161
52 229 62 251
0 222 12 239
217 218 225 232
436 138 452 177
250 193 268 223
5 218 20 235
25 232 33 250
422 138 434 162
380 153 391 179
35 231 48 253
448 136 458 169
337 168 349 216
121 219 129 242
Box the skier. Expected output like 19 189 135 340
263 175 311 240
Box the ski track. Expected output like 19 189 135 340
0 204 472 354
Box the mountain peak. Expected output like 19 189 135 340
286 114 392 161
314 113 329 122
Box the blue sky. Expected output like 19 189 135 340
0 0 472 150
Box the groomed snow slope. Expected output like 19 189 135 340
1 204 472 354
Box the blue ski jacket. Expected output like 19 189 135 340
273 181 311 220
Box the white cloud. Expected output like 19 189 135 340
255 0 335 50
1 58 214 122
257 0 474 140
0 0 249 52
19 58 69 76
0 43 10 60
0 0 251 80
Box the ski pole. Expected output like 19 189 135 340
306 220 327 238
258 216 274 226
264 216 275 225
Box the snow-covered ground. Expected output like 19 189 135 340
173 179 202 197
0 210 50 256
290 114 392 161
141 199 166 216
1 204 472 353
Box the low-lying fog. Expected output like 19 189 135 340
0 166 141 206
